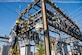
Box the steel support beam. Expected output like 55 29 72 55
0 36 9 39
18 0 40 19
49 23 82 41
46 0 80 31
41 0 51 55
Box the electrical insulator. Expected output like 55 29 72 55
34 33 39 45
35 23 43 33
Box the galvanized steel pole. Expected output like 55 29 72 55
41 0 51 55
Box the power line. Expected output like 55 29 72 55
53 1 82 3
6 3 20 16
0 3 18 15
69 6 82 16
71 11 82 18
6 3 32 19
6 3 27 15
23 2 28 7
75 15 82 19
6 3 18 9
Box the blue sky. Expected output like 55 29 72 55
0 0 82 53
0 0 82 46
0 0 82 36
0 2 30 36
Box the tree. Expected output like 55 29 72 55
37 41 44 55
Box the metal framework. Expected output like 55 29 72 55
13 0 82 55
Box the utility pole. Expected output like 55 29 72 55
41 0 51 55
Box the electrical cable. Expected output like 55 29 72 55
69 6 82 16
75 15 82 19
0 3 18 15
71 11 82 18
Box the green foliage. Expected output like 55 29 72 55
37 41 44 55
